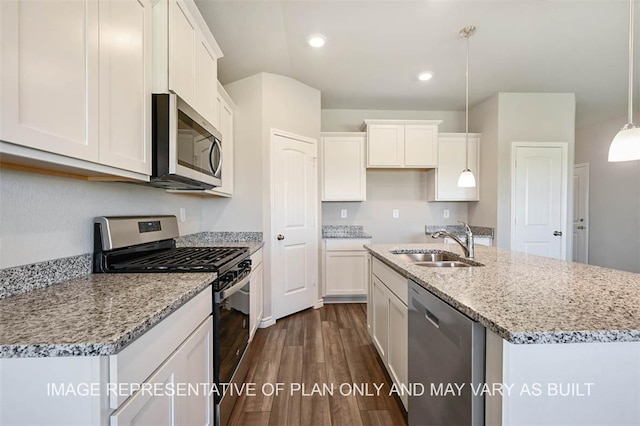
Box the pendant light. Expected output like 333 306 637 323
609 0 640 162
458 26 477 187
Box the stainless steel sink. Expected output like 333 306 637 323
396 252 460 263
413 261 471 268
390 250 483 268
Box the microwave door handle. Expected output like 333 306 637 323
208 138 223 177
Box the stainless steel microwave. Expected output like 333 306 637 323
150 93 222 190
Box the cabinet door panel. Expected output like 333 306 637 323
99 0 151 174
168 0 196 106
325 251 368 296
1 0 99 161
110 354 178 426
372 276 389 363
404 125 437 167
250 262 264 339
179 317 213 426
194 39 217 125
211 94 234 195
322 136 366 201
388 295 408 409
367 125 404 167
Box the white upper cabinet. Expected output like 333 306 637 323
321 132 366 201
1 0 152 177
98 0 152 175
156 0 222 126
363 120 441 168
1 0 100 162
427 133 480 201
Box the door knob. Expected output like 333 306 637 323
553 231 563 236
277 234 285 241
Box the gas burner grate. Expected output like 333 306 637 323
111 247 248 272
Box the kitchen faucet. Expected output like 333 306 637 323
431 221 475 259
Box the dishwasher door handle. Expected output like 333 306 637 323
425 308 440 328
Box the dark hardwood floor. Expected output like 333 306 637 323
228 304 408 426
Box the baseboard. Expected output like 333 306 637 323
323 295 367 304
314 298 324 309
258 316 275 328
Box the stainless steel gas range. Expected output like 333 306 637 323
93 215 251 426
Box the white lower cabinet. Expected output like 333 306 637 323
0 287 213 426
369 257 408 409
322 239 371 299
249 248 264 340
111 316 213 426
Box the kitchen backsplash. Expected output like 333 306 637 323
0 254 92 299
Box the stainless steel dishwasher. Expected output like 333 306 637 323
408 279 485 426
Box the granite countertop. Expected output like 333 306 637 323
0 272 214 358
0 238 265 358
365 243 640 345
322 225 372 239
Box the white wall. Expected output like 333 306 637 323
0 169 203 268
322 170 468 243
201 74 264 231
468 95 499 234
468 93 576 256
575 115 640 273
321 109 464 133
321 108 469 241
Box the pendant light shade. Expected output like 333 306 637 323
609 125 640 161
609 0 640 162
457 169 477 187
458 26 477 187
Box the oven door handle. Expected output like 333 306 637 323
219 273 250 300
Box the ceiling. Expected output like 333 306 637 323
196 0 636 127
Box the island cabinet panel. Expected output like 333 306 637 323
369 256 408 409
486 329 640 426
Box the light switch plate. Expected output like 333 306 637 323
341 209 348 219
392 209 399 219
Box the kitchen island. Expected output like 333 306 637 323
365 243 640 426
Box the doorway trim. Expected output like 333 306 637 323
573 162 590 263
268 128 318 321
510 141 569 260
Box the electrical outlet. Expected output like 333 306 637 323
179 208 186 223
443 209 450 219
340 209 348 219
392 209 400 219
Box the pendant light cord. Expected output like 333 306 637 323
629 0 634 125
465 32 470 170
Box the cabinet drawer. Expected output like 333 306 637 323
108 286 212 409
372 258 407 305
325 238 371 251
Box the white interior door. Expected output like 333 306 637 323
572 163 589 264
272 131 318 320
512 144 568 260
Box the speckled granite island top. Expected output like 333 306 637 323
0 272 214 358
365 243 640 345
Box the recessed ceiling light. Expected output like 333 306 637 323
418 71 434 81
308 34 327 48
